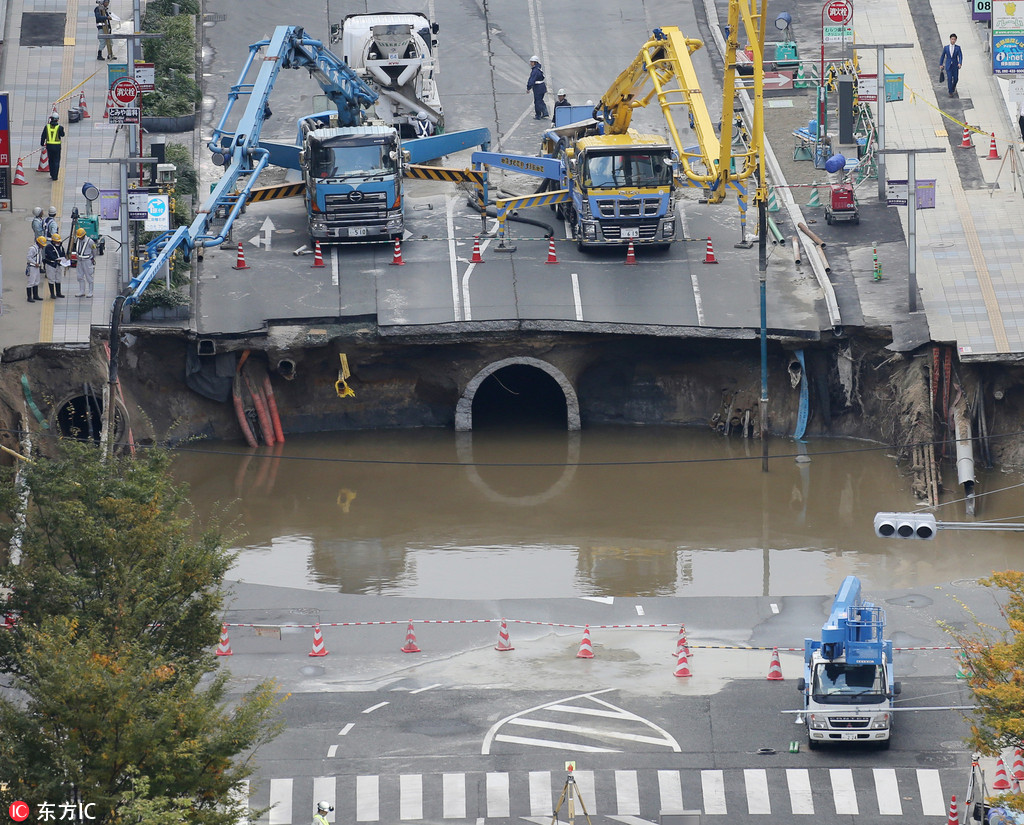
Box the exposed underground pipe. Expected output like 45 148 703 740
953 398 977 516
797 222 826 248
792 236 801 265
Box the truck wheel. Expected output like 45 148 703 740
878 738 890 751
852 215 860 225
807 738 819 751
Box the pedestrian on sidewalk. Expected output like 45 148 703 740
95 0 115 60
73 228 98 298
40 114 64 182
526 56 549 120
939 33 962 97
43 206 59 239
44 233 67 299
25 237 44 303
31 206 45 239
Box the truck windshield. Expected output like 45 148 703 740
313 143 396 179
812 663 887 704
583 151 672 189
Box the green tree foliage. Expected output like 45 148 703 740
0 443 282 824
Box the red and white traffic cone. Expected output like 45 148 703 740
946 794 959 825
576 624 595 659
624 240 637 265
545 236 558 264
960 126 973 148
36 146 49 173
673 648 692 677
50 102 58 120
675 625 690 658
311 240 325 268
103 89 115 118
78 89 90 118
994 755 1012 789
494 618 515 652
471 236 484 263
988 132 1000 160
308 623 328 657
401 620 421 653
390 237 405 266
1012 748 1024 780
231 241 250 270
767 647 784 680
12 157 27 185
215 624 233 656
703 236 718 264
2 612 20 630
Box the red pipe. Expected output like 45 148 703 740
262 374 285 444
232 373 258 448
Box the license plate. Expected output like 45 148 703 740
621 227 640 239
840 732 861 740
348 227 368 237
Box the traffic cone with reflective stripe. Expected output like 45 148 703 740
12 157 27 185
675 625 690 658
103 89 115 118
576 624 595 659
994 755 1012 789
311 240 325 268
624 240 637 265
545 236 558 264
946 794 958 825
308 623 328 657
1012 748 1024 780
37 146 49 173
673 648 692 677
401 621 421 653
215 624 232 656
78 89 90 118
231 241 250 270
495 618 514 651
703 236 718 264
767 647 784 680
390 237 405 266
988 133 1000 160
960 125 973 148
807 182 821 207
471 236 484 263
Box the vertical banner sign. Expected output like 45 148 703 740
0 92 10 211
993 0 1024 74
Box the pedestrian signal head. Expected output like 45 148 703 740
873 511 937 539
76 227 86 238
51 233 61 243
36 236 46 246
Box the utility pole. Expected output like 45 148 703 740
98 29 163 177
850 43 912 201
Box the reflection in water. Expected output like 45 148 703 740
170 428 1024 599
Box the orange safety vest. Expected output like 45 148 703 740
45 124 61 145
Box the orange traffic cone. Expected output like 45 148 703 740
390 237 405 266
767 647 784 680
495 618 514 651
12 157 27 185
308 623 328 657
78 89 90 118
311 240 325 268
545 236 558 264
960 126 973 148
994 755 1012 789
624 240 637 265
36 146 49 173
673 648 692 677
988 133 1000 160
103 89 115 118
471 236 484 263
231 241 250 270
703 236 718 264
215 624 233 656
946 794 958 825
675 625 690 658
576 624 595 659
401 620 421 653
1012 748 1024 780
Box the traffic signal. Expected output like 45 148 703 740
874 512 937 539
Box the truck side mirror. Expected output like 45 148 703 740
796 678 806 692
431 22 439 34
892 681 902 696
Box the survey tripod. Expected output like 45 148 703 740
963 754 989 823
550 768 593 825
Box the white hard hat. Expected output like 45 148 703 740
416 110 428 119
317 801 332 812
530 55 540 63
557 89 566 96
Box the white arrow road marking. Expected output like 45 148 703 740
249 217 275 250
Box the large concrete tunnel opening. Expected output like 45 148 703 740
456 357 581 432
55 394 104 443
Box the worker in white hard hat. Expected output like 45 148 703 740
526 56 548 120
413 110 434 138
552 88 571 124
313 800 333 825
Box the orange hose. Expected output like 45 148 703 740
244 372 275 446
232 374 257 448
262 374 285 443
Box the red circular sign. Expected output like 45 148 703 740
825 0 852 22
111 77 140 106
9 801 30 822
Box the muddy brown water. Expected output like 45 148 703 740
170 428 1024 598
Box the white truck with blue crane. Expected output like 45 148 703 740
797 576 902 749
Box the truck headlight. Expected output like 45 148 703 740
311 221 327 233
387 216 402 230
808 714 827 730
583 222 597 240
662 220 675 238
870 714 890 729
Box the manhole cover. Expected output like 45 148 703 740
21 13 66 47
930 242 955 248
886 594 934 608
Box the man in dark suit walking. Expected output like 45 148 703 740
939 33 963 97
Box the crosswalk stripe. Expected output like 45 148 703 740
443 773 466 820
615 770 640 815
312 777 335 822
830 768 859 815
700 770 727 815
658 770 683 813
487 772 510 818
574 770 596 814
917 769 946 816
529 771 551 817
356 775 378 821
873 768 902 816
269 778 292 825
400 774 423 820
744 769 770 815
785 768 814 815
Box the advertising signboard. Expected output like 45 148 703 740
993 0 1024 74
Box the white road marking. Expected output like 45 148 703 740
571 771 596 814
546 704 640 719
400 774 423 820
581 596 614 604
487 773 510 818
313 776 336 822
362 701 389 714
331 245 339 287
230 779 249 825
770 603 779 614
701 770 727 815
529 771 551 816
339 723 354 736
658 770 683 813
917 769 946 816
508 716 678 746
443 773 465 820
494 734 619 752
744 769 771 815
446 195 461 320
268 778 292 824
635 604 645 616
615 770 640 815
411 683 441 694
327 744 338 758
571 272 583 320
688 264 706 325
830 768 859 815
786 768 814 814
356 775 378 821
873 768 903 816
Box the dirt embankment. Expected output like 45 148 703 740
1 332 1022 482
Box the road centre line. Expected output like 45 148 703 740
571 272 583 320
446 195 461 320
361 701 389 714
410 683 441 694
339 723 354 735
